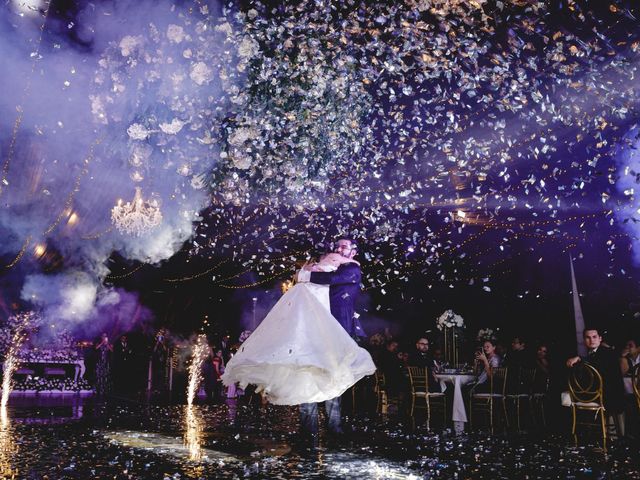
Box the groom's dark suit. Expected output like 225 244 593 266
299 260 363 439
309 262 364 338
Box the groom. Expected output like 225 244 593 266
295 237 363 438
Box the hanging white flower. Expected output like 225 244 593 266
190 61 212 85
228 127 257 146
237 36 260 59
231 153 252 170
167 24 186 43
119 35 143 57
127 123 150 140
159 118 185 135
214 22 233 37
190 174 206 190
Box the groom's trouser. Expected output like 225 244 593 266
300 396 341 434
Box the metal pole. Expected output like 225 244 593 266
444 328 448 365
251 297 258 330
146 358 152 396
168 348 174 394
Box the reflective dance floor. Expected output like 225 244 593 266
1 396 638 479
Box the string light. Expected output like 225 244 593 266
0 1 51 198
163 259 229 283
2 137 102 270
80 226 113 240
3 236 31 269
44 137 102 236
105 264 144 280
218 268 293 289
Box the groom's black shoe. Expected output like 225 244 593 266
292 432 319 452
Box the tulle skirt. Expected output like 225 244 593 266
221 283 376 405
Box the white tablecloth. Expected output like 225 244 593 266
9 358 86 382
435 373 476 423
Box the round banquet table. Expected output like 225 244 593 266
435 373 476 432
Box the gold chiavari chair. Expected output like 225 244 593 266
469 367 508 433
406 366 446 425
505 367 535 430
632 363 640 413
374 370 388 414
530 367 550 427
568 363 607 442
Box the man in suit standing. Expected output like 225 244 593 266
567 328 626 436
296 237 362 439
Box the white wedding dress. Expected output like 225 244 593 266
221 266 376 405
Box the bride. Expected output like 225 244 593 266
221 253 376 405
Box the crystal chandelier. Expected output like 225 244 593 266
111 187 162 236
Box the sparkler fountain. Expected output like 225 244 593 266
186 334 209 406
184 334 209 461
0 403 17 478
1 315 30 409
0 314 31 478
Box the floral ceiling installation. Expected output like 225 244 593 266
7 0 640 296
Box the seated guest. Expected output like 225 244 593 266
619 338 640 436
535 344 550 376
398 350 410 368
567 328 626 436
531 343 551 393
432 347 444 373
408 337 441 392
473 339 502 393
408 337 431 367
504 336 533 369
378 341 403 386
378 340 409 405
504 335 534 393
366 333 386 366
619 338 640 381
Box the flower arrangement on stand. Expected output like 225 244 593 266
436 310 465 367
476 328 497 343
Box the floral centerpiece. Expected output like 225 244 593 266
476 328 497 343
436 310 465 330
436 309 465 367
